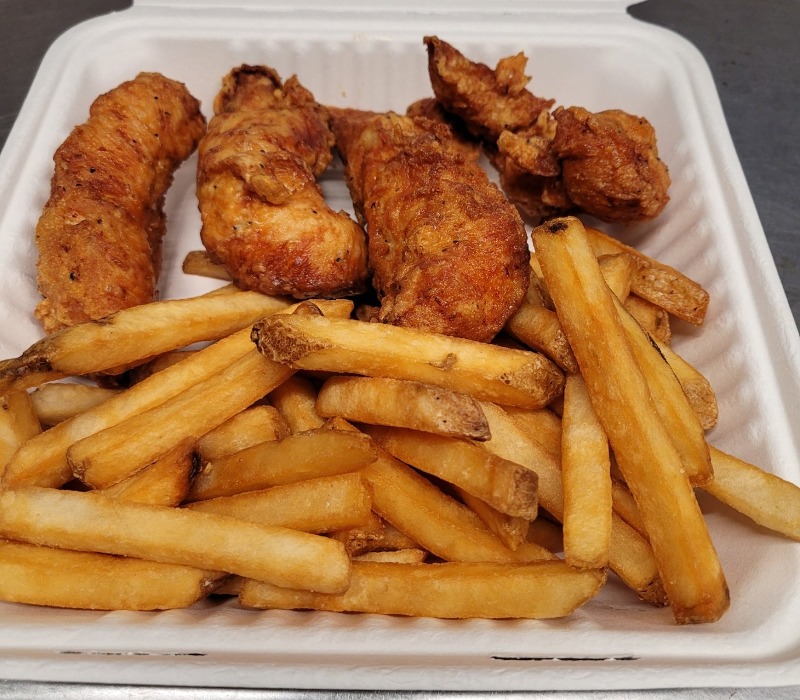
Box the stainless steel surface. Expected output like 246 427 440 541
0 0 798 696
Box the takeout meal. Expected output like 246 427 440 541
0 36 798 624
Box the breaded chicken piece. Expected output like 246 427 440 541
424 35 554 141
406 97 481 160
197 66 368 299
552 106 671 222
35 72 205 333
330 109 530 343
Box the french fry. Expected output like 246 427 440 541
0 541 226 611
561 374 612 569
585 226 710 326
597 253 635 301
99 438 196 507
611 478 647 538
196 405 290 462
186 473 373 534
317 375 491 441
269 375 326 432
456 487 529 551
655 338 718 430
68 347 296 488
365 425 538 519
0 487 351 594
251 314 564 409
29 382 118 426
534 216 728 623
187 428 377 502
501 405 563 459
182 250 232 281
0 289 292 393
126 350 197 384
526 517 563 554
701 446 800 541
624 295 671 345
330 512 387 556
240 560 606 619
0 391 41 472
355 549 428 564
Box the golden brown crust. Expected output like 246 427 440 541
34 72 205 333
197 65 369 299
331 110 530 343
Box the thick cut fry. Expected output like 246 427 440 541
330 512 387 556
702 446 800 540
624 295 671 345
186 473 372 534
534 217 728 623
365 425 538 519
317 375 490 441
268 375 326 432
127 350 197 384
0 290 292 393
0 487 350 594
68 348 295 488
655 338 718 430
502 405 563 459
597 253 634 301
100 438 196 506
611 478 647 537
182 250 232 281
456 487 529 550
196 405 290 462
0 541 225 611
526 517 564 554
252 314 564 409
240 560 606 619
0 391 41 472
585 226 709 326
561 374 612 569
29 382 118 426
187 428 377 502
355 549 427 564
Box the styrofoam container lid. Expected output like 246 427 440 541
0 0 799 691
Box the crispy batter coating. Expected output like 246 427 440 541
34 72 205 333
197 66 369 299
424 36 554 141
406 97 481 161
552 106 671 222
331 109 530 343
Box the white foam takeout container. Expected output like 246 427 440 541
0 0 799 691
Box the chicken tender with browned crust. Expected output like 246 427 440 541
552 106 671 222
34 72 205 333
331 109 530 343
197 66 369 299
424 35 554 141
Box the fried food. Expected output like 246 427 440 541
330 109 529 342
35 72 205 333
197 65 369 299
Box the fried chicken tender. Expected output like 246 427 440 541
196 65 369 299
552 106 671 222
405 97 481 161
424 35 554 141
330 109 530 343
34 72 205 333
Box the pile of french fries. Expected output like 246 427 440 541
0 216 798 623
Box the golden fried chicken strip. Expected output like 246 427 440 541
406 97 481 161
552 106 671 222
35 72 205 333
197 66 369 299
424 35 554 141
331 109 530 343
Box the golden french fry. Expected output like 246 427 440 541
100 438 196 507
196 405 290 462
182 250 232 281
0 487 351 594
186 473 372 534
0 540 226 611
68 348 295 488
624 295 671 345
251 314 564 409
597 253 635 301
526 517 564 554
534 216 728 623
456 487 529 551
561 374 612 569
240 560 606 619
0 391 41 472
126 350 197 384
330 512 387 556
317 375 491 441
585 226 709 326
611 478 647 538
29 382 118 426
355 549 428 564
269 375 326 433
0 290 292 392
702 446 800 540
187 428 377 502
501 405 563 459
365 425 538 519
655 338 718 430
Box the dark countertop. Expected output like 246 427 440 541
0 1 798 698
